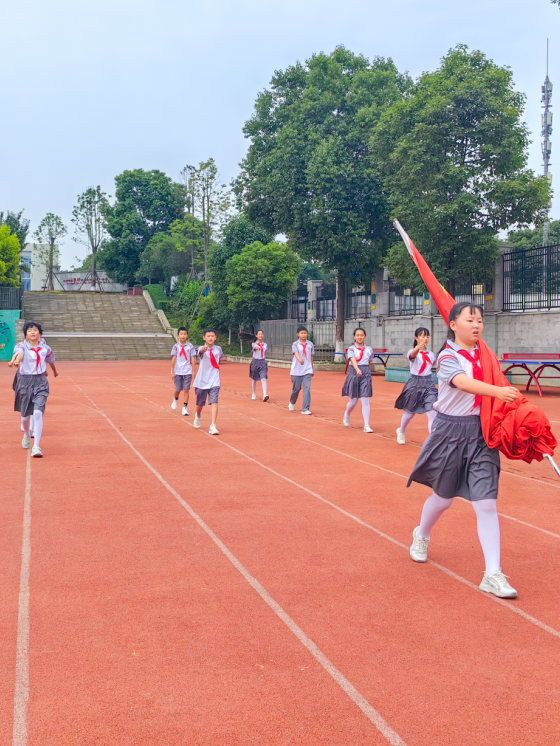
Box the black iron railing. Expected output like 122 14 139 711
503 244 560 311
0 286 22 310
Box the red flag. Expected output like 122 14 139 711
393 220 557 463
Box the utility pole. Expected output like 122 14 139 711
542 39 553 246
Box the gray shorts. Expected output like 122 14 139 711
174 374 192 392
195 387 220 406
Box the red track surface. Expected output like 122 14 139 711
2 360 560 745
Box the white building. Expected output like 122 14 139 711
20 243 59 291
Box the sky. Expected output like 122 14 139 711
1 0 558 268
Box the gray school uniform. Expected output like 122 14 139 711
13 373 50 417
407 343 500 501
395 349 438 414
174 374 192 392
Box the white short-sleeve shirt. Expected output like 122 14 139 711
347 344 376 367
407 348 436 377
193 345 223 389
252 342 268 360
290 340 314 376
14 339 55 375
434 340 480 417
171 342 195 375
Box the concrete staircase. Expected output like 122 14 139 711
23 292 174 360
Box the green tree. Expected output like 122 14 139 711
235 47 410 355
209 214 273 329
71 186 110 289
225 240 301 327
372 46 551 293
98 169 186 285
505 220 560 250
0 224 22 286
185 159 231 284
136 215 204 287
0 210 30 249
33 214 67 291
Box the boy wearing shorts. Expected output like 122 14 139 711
171 327 196 416
193 329 223 435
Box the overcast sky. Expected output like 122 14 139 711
1 0 558 268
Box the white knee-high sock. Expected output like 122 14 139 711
361 397 371 428
472 499 501 575
418 492 453 537
261 379 268 397
345 398 358 417
22 415 31 437
426 409 436 433
252 380 257 394
399 411 415 433
32 410 44 448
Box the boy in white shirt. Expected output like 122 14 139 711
193 329 223 435
288 325 314 415
170 327 196 416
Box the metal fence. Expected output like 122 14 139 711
388 279 425 316
454 280 488 309
289 288 308 321
503 244 560 311
0 287 22 310
316 284 336 321
346 285 372 319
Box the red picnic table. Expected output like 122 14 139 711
500 353 560 396
343 348 404 372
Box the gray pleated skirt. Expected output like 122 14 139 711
395 374 438 414
342 366 372 398
249 358 268 380
13 373 50 417
407 412 500 501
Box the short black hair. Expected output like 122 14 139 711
296 325 308 333
178 327 188 333
23 321 43 337
203 328 217 335
353 327 366 337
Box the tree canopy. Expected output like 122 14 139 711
225 241 300 327
505 220 560 250
0 211 30 250
99 169 186 285
372 45 551 293
0 224 22 287
33 213 67 290
209 215 273 329
235 46 411 348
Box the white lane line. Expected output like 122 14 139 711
88 378 560 642
12 452 31 746
221 405 560 541
69 380 407 746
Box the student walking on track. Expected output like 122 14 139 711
342 327 374 433
288 325 314 415
250 330 269 401
408 303 520 598
170 327 196 416
193 329 223 435
395 327 438 444
10 321 58 458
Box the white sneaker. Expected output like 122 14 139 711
479 571 518 599
363 425 374 433
171 399 178 410
263 395 269 402
396 428 406 445
21 424 34 436
193 415 201 429
301 410 312 415
343 414 350 427
410 526 430 563
182 405 189 416
251 393 257 400
32 445 43 458
209 424 219 435
22 434 31 449
288 403 295 411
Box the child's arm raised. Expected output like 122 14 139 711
8 352 24 367
452 374 519 403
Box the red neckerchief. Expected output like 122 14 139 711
255 343 265 358
418 350 432 375
301 342 308 358
179 344 190 361
208 347 220 370
30 346 42 372
448 343 482 408
354 345 365 363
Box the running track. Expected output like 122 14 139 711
2 360 560 746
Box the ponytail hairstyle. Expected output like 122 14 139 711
413 327 430 347
438 302 484 354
